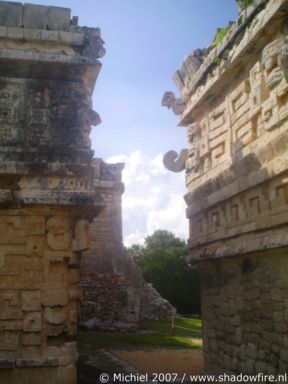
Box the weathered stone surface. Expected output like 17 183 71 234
22 333 41 346
72 219 90 251
161 91 185 115
23 312 41 332
22 291 41 312
44 307 68 325
0 1 22 27
42 290 68 307
0 2 107 383
80 162 176 330
164 0 288 375
163 149 188 173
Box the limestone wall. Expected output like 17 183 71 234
0 2 105 382
0 208 83 383
163 0 288 375
201 252 288 374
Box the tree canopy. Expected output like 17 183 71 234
128 230 201 315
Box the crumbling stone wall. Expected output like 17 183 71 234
0 2 105 383
80 161 176 330
80 273 139 331
163 0 288 375
80 162 142 330
80 261 176 331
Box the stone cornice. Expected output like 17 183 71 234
177 0 288 126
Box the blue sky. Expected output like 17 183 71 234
27 0 238 244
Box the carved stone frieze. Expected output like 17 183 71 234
164 0 288 375
182 36 288 196
0 2 107 383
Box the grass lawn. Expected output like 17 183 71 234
77 318 202 383
78 317 202 350
141 317 202 336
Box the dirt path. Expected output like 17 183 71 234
114 349 204 377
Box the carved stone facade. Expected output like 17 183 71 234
164 0 288 375
0 2 105 383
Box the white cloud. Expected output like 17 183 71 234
149 153 168 176
107 150 189 247
147 194 188 239
124 231 145 247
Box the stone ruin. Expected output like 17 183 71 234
163 0 288 375
0 2 107 382
80 161 176 331
0 2 175 382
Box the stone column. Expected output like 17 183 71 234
0 2 105 383
164 0 288 375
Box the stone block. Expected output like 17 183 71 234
48 6 70 31
23 257 43 271
23 4 49 30
26 236 44 257
273 311 283 322
44 307 67 325
22 291 41 311
23 312 41 332
42 290 68 307
23 28 42 41
26 216 45 235
55 364 76 384
22 346 42 359
0 255 21 276
59 31 72 45
0 320 22 331
7 26 23 39
0 331 19 350
0 292 22 320
271 288 282 301
0 25 7 37
22 333 41 346
258 349 266 360
274 321 288 333
272 343 280 353
41 29 59 42
0 2 23 27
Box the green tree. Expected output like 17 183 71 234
128 230 201 315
